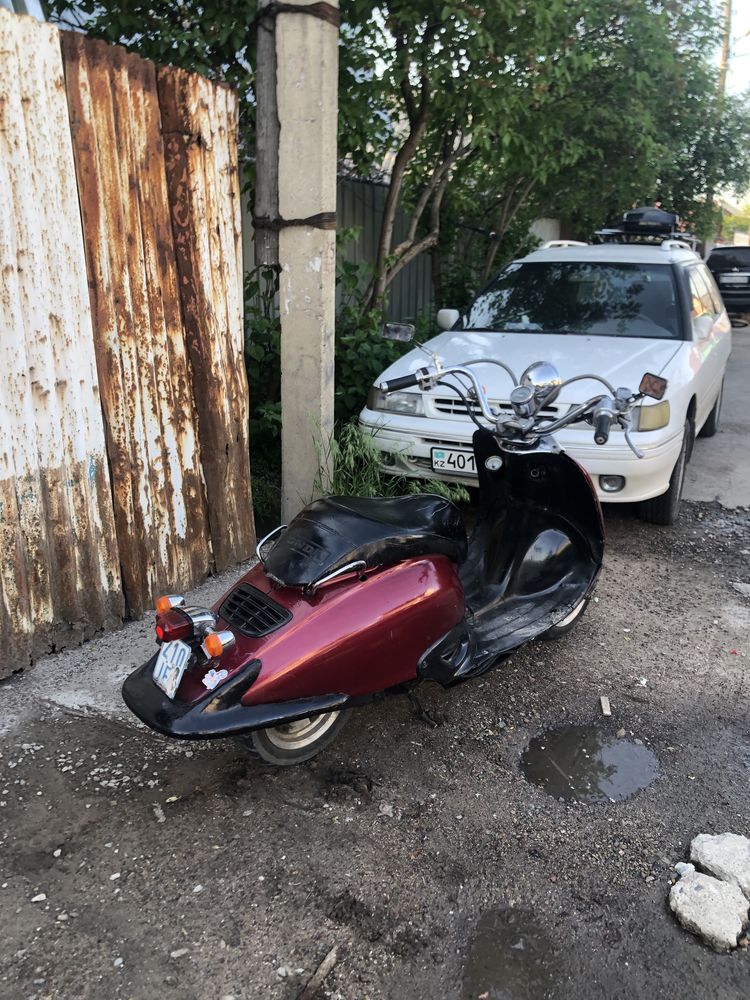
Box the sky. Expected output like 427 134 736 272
727 3 750 94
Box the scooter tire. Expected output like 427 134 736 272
236 709 348 767
541 596 591 640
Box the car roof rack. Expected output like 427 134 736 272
594 206 698 250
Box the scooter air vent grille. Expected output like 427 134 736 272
219 584 291 638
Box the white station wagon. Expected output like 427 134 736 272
360 236 731 524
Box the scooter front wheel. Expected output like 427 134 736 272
237 710 348 766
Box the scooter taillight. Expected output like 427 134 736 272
155 609 192 643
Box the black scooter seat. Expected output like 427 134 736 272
264 494 467 588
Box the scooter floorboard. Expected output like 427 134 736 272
469 579 587 654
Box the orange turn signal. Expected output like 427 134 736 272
201 629 236 659
155 594 185 614
203 632 224 658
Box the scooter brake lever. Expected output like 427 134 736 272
622 422 644 459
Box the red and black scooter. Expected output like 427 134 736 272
122 356 666 765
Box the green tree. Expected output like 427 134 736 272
339 0 615 310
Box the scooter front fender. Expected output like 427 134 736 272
461 429 604 653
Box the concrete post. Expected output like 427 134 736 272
276 1 338 520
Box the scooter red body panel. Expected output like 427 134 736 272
175 555 464 706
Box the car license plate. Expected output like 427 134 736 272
720 273 749 285
431 447 476 475
152 639 192 699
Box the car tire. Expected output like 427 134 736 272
698 381 723 438
235 710 347 767
542 596 590 640
638 419 690 526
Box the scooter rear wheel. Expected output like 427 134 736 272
237 710 348 766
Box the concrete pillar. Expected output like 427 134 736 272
276 1 338 520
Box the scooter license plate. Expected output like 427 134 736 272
152 639 192 700
431 447 476 475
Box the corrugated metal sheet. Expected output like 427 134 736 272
158 66 255 573
240 178 434 322
61 32 214 616
0 10 123 675
337 178 434 322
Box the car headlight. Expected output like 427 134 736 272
632 400 670 431
367 387 424 416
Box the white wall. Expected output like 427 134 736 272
529 218 561 244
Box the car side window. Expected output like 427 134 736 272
698 263 723 314
688 267 716 321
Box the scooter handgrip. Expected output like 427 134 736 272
380 372 421 393
593 410 613 445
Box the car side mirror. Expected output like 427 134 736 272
380 322 415 342
437 308 460 330
730 315 748 329
639 373 668 400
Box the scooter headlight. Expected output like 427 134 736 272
632 400 670 431
367 387 424 416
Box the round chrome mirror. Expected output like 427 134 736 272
520 361 562 404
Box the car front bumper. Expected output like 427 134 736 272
359 408 684 504
716 289 750 312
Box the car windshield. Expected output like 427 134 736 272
707 247 750 269
465 261 680 339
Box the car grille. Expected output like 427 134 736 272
219 584 291 638
432 396 559 418
422 436 469 447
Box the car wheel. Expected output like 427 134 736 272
236 710 347 767
638 419 690 526
698 381 723 438
542 596 590 640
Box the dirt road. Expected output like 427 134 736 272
2 336 748 1000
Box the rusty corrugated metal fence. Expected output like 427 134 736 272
157 66 253 575
0 12 123 670
0 10 254 675
61 35 214 616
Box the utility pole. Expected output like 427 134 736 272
718 0 732 99
275 0 338 520
706 0 732 252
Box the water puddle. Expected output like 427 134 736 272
521 724 658 803
462 908 556 1000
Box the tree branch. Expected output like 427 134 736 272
391 141 474 259
383 165 454 287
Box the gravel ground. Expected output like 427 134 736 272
1 498 748 1000
2 337 749 999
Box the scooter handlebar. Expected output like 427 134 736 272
593 409 614 445
379 371 423 393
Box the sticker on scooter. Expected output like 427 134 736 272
202 668 229 691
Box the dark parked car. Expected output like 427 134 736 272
706 245 750 313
